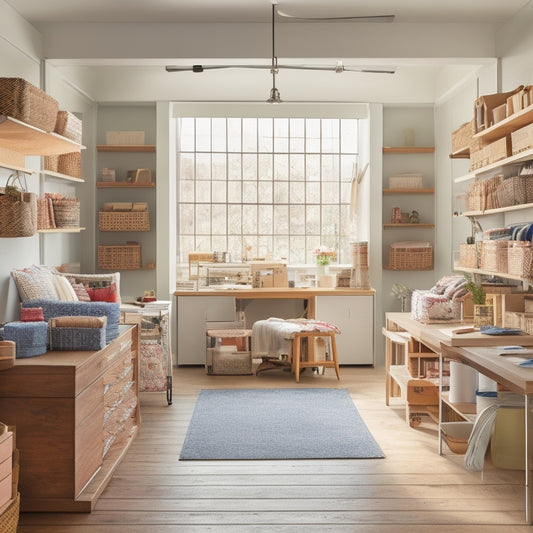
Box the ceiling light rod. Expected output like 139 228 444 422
267 1 282 103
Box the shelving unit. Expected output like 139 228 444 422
383 188 435 194
96 182 155 189
383 223 435 229
41 170 84 183
97 144 155 153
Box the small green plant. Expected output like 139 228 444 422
464 273 486 305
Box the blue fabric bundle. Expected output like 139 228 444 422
22 299 120 343
49 326 106 351
4 321 48 358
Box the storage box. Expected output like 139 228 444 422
474 87 524 133
250 262 288 287
511 122 533 155
49 324 106 351
99 210 150 232
98 243 141 270
459 242 479 269
206 347 253 375
440 421 474 454
4 321 48 358
0 430 13 510
388 173 423 189
451 120 474 154
388 241 433 271
0 77 59 132
54 110 82 143
106 130 145 145
487 135 512 164
479 241 509 273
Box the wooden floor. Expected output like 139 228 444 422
18 364 531 532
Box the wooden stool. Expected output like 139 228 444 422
291 330 340 383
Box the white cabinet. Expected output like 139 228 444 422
315 295 374 365
176 295 236 365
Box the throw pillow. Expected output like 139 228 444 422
53 274 79 302
71 282 91 302
11 265 59 302
86 283 119 303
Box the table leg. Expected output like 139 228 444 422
526 393 533 524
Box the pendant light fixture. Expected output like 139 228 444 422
266 2 282 103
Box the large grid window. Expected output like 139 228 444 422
177 117 359 266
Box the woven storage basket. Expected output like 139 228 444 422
98 243 141 270
480 241 509 273
508 241 533 279
451 120 474 154
99 210 150 232
0 190 37 238
4 321 48 358
520 314 533 335
0 78 58 132
57 152 82 179
495 176 527 207
388 242 433 271
49 325 106 351
505 311 524 329
0 492 19 533
52 197 80 228
43 155 58 172
511 122 533 155
54 110 82 143
459 243 479 268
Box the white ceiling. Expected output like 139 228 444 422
5 0 532 24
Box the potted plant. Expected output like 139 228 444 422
463 274 492 327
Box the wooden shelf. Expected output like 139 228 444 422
383 146 435 154
454 265 530 284
383 223 435 228
473 103 533 143
38 227 85 234
97 145 155 152
461 202 533 217
449 147 470 159
383 188 434 194
41 170 84 183
0 115 84 156
454 146 533 183
96 182 155 188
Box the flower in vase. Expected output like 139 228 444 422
313 246 337 266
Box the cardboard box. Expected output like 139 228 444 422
249 262 288 288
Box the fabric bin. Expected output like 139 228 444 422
49 316 107 351
4 321 48 358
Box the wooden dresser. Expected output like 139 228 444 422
0 325 140 512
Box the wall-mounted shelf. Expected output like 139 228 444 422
97 145 156 152
383 188 435 195
454 265 530 285
383 223 435 228
474 104 533 143
454 146 533 183
461 202 533 217
383 147 435 154
41 170 84 183
96 182 155 189
38 227 86 234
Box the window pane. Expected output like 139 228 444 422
290 205 305 234
258 154 272 181
306 154 320 181
274 154 289 181
258 182 273 204
196 204 210 234
322 119 339 153
212 153 226 181
212 118 226 152
227 118 242 152
322 154 339 182
306 119 321 153
290 119 305 153
258 118 273 152
228 205 242 235
258 205 273 235
341 119 358 153
196 180 210 203
195 153 210 180
179 204 194 234
195 118 211 151
212 181 226 203
180 180 194 202
211 204 227 235
243 205 257 234
243 181 257 203
179 118 195 151
242 118 257 152
306 205 321 235
243 154 257 181
322 182 339 204
289 154 305 181
228 154 242 180
290 182 305 204
228 181 241 203
274 118 289 152
179 153 194 180
274 205 289 234
306 182 321 203
274 181 288 203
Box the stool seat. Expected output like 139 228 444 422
291 329 340 383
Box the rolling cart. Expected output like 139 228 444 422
121 300 173 405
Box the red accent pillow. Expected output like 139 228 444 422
86 283 118 303
20 307 44 322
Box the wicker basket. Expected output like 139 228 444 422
99 210 150 232
0 78 58 132
0 492 19 533
508 241 533 279
388 242 433 271
58 152 82 179
495 176 527 207
480 241 509 273
54 110 82 143
451 120 474 154
98 243 141 270
459 243 479 268
52 197 80 228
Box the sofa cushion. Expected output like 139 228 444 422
52 273 79 302
62 272 121 303
11 266 58 302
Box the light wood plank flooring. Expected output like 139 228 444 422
18 365 530 532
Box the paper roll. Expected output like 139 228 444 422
478 372 498 393
449 361 478 404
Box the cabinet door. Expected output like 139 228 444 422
176 296 236 365
315 295 374 365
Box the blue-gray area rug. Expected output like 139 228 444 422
179 388 384 460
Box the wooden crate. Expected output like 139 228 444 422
98 243 141 270
451 120 474 154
